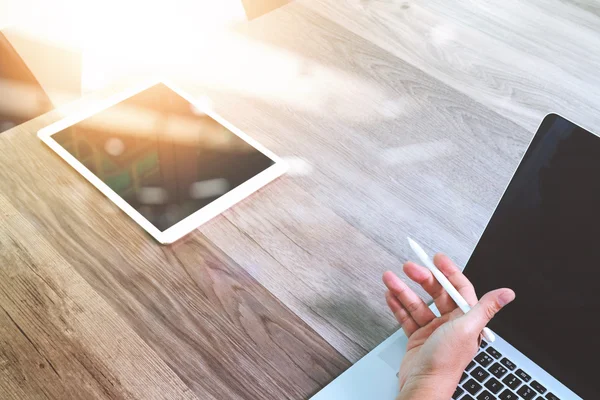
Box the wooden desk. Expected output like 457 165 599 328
1 0 599 398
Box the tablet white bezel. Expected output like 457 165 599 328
38 79 287 244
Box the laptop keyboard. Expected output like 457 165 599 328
452 341 561 400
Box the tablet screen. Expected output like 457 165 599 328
51 83 275 231
464 114 599 398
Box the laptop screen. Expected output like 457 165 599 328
464 114 599 399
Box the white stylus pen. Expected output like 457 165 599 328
407 237 496 343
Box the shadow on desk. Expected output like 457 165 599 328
309 286 398 356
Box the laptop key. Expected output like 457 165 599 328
502 373 523 390
452 386 464 399
545 393 560 400
461 372 469 383
464 378 483 395
515 368 531 382
500 357 516 371
476 390 495 400
498 389 518 400
530 380 546 394
484 377 504 394
472 366 490 382
461 395 475 400
489 362 508 378
517 385 537 400
480 340 488 348
466 361 476 371
474 352 494 368
486 346 502 359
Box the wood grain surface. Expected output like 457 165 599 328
1 0 600 398
0 114 349 398
301 0 600 133
190 0 600 361
175 2 531 360
0 193 198 400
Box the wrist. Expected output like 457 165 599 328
397 374 458 400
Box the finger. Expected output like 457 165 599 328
383 271 436 326
456 289 516 336
385 290 418 337
434 253 478 306
403 261 455 314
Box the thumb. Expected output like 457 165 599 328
458 289 515 335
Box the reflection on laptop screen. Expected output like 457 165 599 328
464 114 599 399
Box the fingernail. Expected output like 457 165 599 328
498 290 516 307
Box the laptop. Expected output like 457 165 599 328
313 114 599 400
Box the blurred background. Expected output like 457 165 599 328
0 0 290 133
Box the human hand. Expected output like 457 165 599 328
383 254 515 400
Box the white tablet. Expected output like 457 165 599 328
38 81 287 244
